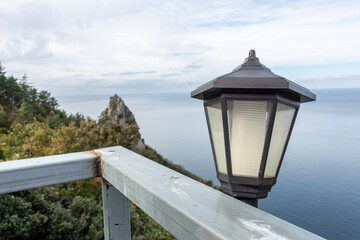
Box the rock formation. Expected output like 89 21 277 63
105 94 136 125
103 94 146 151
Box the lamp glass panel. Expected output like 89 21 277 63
264 103 296 178
227 100 272 177
206 101 227 174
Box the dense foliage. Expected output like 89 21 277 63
0 186 103 240
0 64 211 239
0 64 84 131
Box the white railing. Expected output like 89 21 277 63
0 146 324 240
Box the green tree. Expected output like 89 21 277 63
0 186 103 240
0 63 81 129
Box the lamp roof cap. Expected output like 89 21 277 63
191 50 316 103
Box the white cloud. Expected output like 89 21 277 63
1 0 360 95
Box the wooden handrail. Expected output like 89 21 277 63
0 146 324 240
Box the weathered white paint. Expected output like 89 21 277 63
102 179 131 240
240 219 289 240
0 152 98 194
100 146 325 240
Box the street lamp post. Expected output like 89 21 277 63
191 50 316 207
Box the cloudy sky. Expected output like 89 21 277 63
1 0 360 97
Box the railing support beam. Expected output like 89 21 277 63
102 179 131 240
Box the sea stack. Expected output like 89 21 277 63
104 94 146 151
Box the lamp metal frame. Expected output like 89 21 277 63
204 92 299 200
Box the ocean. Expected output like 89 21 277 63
57 88 360 240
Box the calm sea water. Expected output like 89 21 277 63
58 88 360 240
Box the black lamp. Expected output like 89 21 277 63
191 50 316 207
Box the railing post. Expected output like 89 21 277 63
102 179 131 240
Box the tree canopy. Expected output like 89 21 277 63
0 63 84 131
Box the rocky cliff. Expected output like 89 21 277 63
101 94 146 151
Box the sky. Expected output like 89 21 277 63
1 0 360 97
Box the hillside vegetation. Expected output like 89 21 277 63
0 64 212 240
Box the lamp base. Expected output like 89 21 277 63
220 181 272 198
236 197 258 207
220 181 274 208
